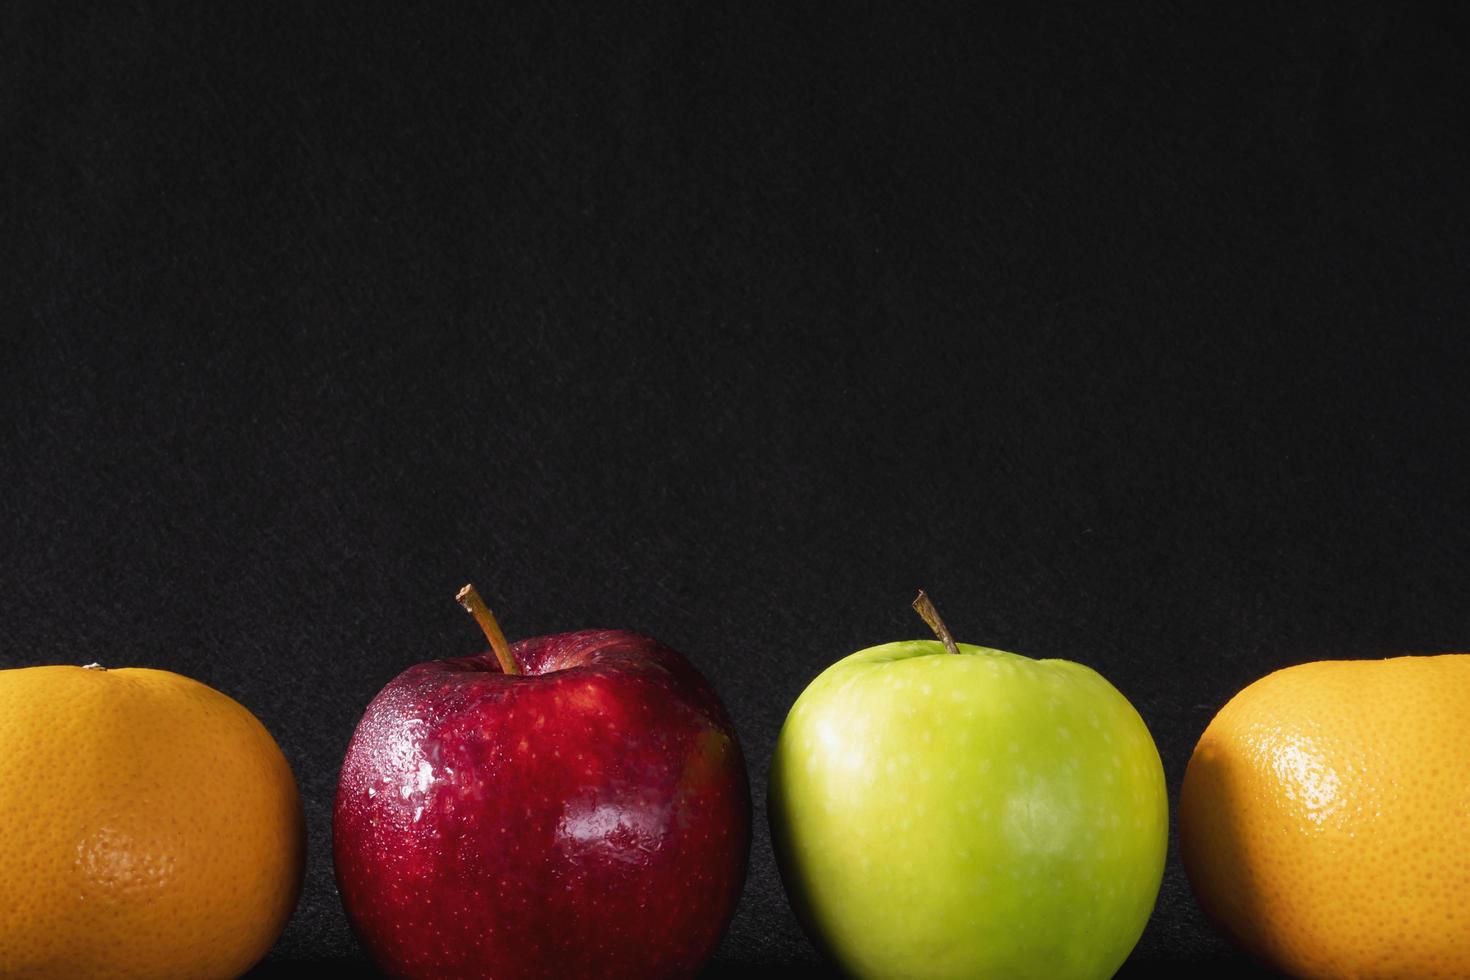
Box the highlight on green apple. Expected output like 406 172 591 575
768 591 1167 980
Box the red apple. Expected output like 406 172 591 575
333 586 751 980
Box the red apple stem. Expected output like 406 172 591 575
912 590 961 655
456 584 520 675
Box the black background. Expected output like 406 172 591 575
4 2 1469 977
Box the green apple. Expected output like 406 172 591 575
769 593 1167 980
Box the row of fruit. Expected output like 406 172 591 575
0 585 1464 979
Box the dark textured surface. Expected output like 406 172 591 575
3 1 1469 977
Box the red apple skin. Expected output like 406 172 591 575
333 629 750 980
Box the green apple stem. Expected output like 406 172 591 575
456 583 520 675
912 590 961 655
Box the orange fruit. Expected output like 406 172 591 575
1180 655 1470 979
0 664 305 979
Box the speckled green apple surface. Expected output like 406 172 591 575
769 640 1167 980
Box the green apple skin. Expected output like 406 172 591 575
769 640 1167 980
